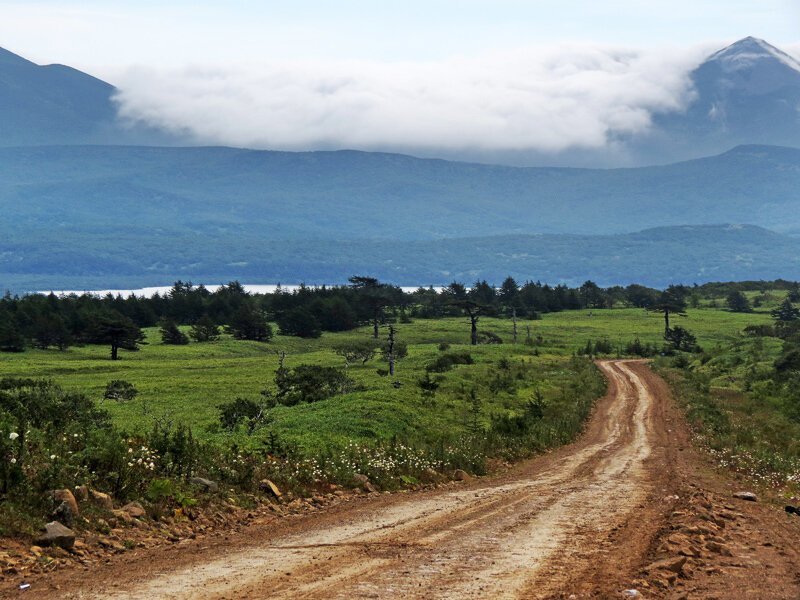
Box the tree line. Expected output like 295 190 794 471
1 276 796 357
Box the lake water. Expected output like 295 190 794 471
42 284 441 298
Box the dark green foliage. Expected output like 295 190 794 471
159 319 189 345
578 338 614 356
275 365 356 406
624 338 659 357
743 324 775 337
189 315 220 342
437 342 450 352
381 339 408 361
665 326 701 353
726 290 752 313
477 331 503 345
0 321 25 353
416 372 440 398
227 305 272 342
30 314 72 350
771 298 800 322
103 380 138 402
774 345 800 375
85 312 145 360
426 352 474 373
218 398 269 434
334 339 379 366
277 306 322 339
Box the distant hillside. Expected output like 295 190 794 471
0 46 176 146
3 224 799 292
1 144 799 246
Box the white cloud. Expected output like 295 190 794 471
113 44 708 153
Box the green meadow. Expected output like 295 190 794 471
0 307 770 453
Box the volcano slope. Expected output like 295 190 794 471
21 361 800 599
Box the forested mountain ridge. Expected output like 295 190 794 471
4 224 799 292
1 144 800 244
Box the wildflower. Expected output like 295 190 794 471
8 432 18 440
10 458 16 464
50 454 56 460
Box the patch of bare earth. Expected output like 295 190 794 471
6 361 800 599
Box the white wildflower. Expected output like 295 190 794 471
8 432 18 440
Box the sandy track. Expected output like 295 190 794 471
42 359 673 600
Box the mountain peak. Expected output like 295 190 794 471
706 36 800 73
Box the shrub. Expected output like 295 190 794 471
103 380 138 402
477 331 503 345
334 339 378 367
426 352 474 373
218 398 270 434
275 365 357 406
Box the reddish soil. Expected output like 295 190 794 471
4 360 800 599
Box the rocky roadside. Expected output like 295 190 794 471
0 471 459 593
623 484 800 599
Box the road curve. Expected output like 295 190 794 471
56 360 676 599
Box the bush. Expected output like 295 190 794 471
334 339 378 366
477 331 503 345
218 398 270 434
426 352 474 373
624 338 658 357
437 342 450 352
275 365 357 406
103 380 138 402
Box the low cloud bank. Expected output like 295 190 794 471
114 44 710 153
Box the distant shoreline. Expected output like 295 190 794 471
41 284 443 298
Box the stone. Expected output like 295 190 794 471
111 509 134 524
73 485 89 503
190 477 219 493
34 521 75 549
644 556 687 575
259 479 282 498
733 491 758 502
705 541 733 556
121 502 146 519
421 468 443 483
52 489 79 518
52 501 75 528
453 469 472 482
89 489 114 510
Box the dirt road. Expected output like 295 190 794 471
22 361 800 598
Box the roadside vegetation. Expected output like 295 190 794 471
656 283 800 495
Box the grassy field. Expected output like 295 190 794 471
0 306 769 453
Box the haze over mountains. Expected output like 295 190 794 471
0 37 799 290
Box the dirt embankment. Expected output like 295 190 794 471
7 361 800 599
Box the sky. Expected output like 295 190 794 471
2 1 799 157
